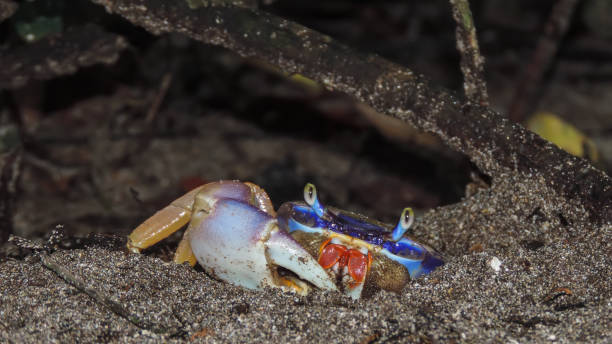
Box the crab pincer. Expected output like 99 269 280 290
128 181 337 295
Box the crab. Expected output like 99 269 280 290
127 180 443 299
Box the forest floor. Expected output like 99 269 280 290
1 0 611 342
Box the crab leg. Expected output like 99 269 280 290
127 185 206 254
174 234 198 266
244 182 276 217
127 181 277 264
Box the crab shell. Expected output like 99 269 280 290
277 201 444 298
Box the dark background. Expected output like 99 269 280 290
1 0 610 241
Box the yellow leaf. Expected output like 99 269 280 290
526 112 599 162
289 73 322 92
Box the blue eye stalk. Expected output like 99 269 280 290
288 183 444 279
303 183 326 218
391 207 414 242
301 183 415 243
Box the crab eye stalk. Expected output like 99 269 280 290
391 207 414 241
303 183 325 217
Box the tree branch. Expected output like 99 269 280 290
0 24 128 90
449 0 489 106
91 0 611 224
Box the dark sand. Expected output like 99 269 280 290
2 183 610 343
0 2 610 342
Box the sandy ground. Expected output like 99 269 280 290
1 105 610 344
1 3 610 342
1 187 610 343
1 85 609 344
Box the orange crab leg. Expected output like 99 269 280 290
174 234 197 266
127 185 206 253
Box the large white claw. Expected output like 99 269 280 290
188 197 337 294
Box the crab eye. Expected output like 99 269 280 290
303 183 325 217
304 183 317 205
391 207 414 241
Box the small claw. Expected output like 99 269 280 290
318 243 345 269
347 249 368 284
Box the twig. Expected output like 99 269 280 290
508 0 582 122
8 234 44 250
9 225 66 253
9 231 180 335
89 0 611 224
0 24 128 89
449 0 489 106
38 253 178 335
23 152 84 183
0 151 21 244
145 72 173 124
0 92 22 244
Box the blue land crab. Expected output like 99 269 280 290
127 181 443 299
